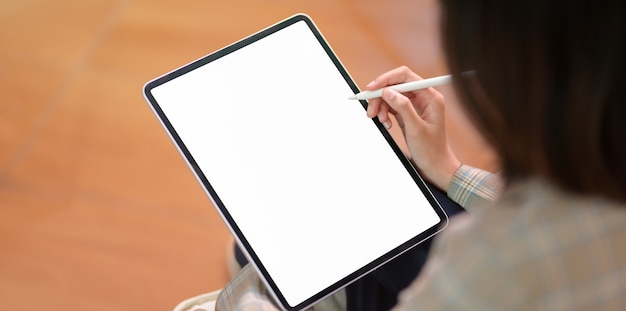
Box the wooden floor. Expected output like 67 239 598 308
0 1 497 310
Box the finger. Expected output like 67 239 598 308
366 98 382 118
366 66 422 91
381 88 422 131
367 98 393 129
377 103 392 129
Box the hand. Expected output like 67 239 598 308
366 66 461 191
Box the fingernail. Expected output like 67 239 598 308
383 121 391 129
366 80 376 89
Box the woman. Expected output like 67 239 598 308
218 0 626 310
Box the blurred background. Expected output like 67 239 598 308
0 0 498 310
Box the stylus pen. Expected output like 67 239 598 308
348 74 453 100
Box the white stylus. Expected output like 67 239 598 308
348 74 452 100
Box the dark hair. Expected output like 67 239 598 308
440 1 626 202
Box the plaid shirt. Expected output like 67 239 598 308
447 164 502 212
217 165 626 310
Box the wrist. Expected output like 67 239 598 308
433 151 462 192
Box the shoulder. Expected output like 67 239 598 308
395 178 626 311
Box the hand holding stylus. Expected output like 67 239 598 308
365 66 461 191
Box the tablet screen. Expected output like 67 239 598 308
144 15 445 310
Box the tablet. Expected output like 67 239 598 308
143 14 447 311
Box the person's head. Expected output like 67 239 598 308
440 0 626 201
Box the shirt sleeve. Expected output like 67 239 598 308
447 164 503 212
216 264 287 311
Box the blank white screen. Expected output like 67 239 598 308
150 19 440 307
